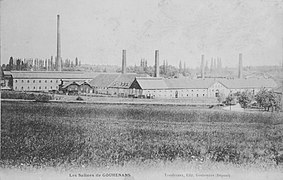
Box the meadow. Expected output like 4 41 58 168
1 101 283 172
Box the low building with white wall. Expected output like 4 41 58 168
129 77 278 99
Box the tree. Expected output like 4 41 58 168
237 90 253 109
75 57 78 66
225 93 236 110
179 61 182 73
255 88 281 112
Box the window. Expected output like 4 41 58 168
33 80 35 83
56 80 58 83
197 94 199 97
45 80 47 83
22 80 24 83
15 80 17 83
39 86 41 89
15 87 17 90
28 87 30 90
21 87 23 90
39 80 41 83
45 87 47 89
34 87 35 89
51 86 52 89
50 80 52 83
27 80 29 83
203 94 205 96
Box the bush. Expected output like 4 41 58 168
76 96 84 101
35 94 52 102
1 91 52 102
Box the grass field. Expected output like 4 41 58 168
1 101 283 173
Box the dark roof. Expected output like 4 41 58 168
133 77 168 89
109 74 148 88
88 73 120 87
88 73 148 88
62 82 79 89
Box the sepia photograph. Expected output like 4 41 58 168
0 0 283 179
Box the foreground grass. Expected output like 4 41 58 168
1 101 283 171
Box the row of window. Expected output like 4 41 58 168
14 80 59 83
144 92 206 97
150 90 207 93
15 86 58 90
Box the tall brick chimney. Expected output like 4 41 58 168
238 53 243 79
201 54 205 78
122 49 126 74
282 38 283 69
56 15 62 71
154 50 159 77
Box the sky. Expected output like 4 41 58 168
1 0 283 68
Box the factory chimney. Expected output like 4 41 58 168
201 54 205 78
122 49 126 74
238 53 243 79
154 50 160 77
282 38 283 69
56 15 62 71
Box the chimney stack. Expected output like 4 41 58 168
122 49 126 74
238 53 243 79
282 38 283 69
201 54 205 78
56 15 62 71
154 50 160 77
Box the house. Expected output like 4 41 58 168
108 73 148 97
88 73 148 96
60 80 93 95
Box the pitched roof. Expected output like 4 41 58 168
5 71 99 79
133 77 168 89
219 78 278 89
109 74 148 88
61 81 79 89
130 77 278 90
164 78 216 89
88 73 120 87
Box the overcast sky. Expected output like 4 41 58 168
1 0 283 68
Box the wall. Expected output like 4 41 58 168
207 82 229 97
13 78 60 92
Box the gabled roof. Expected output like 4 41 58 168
62 81 79 89
88 73 120 87
109 74 148 88
219 78 278 89
61 80 91 89
131 77 168 89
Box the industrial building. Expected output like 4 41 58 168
129 77 277 99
